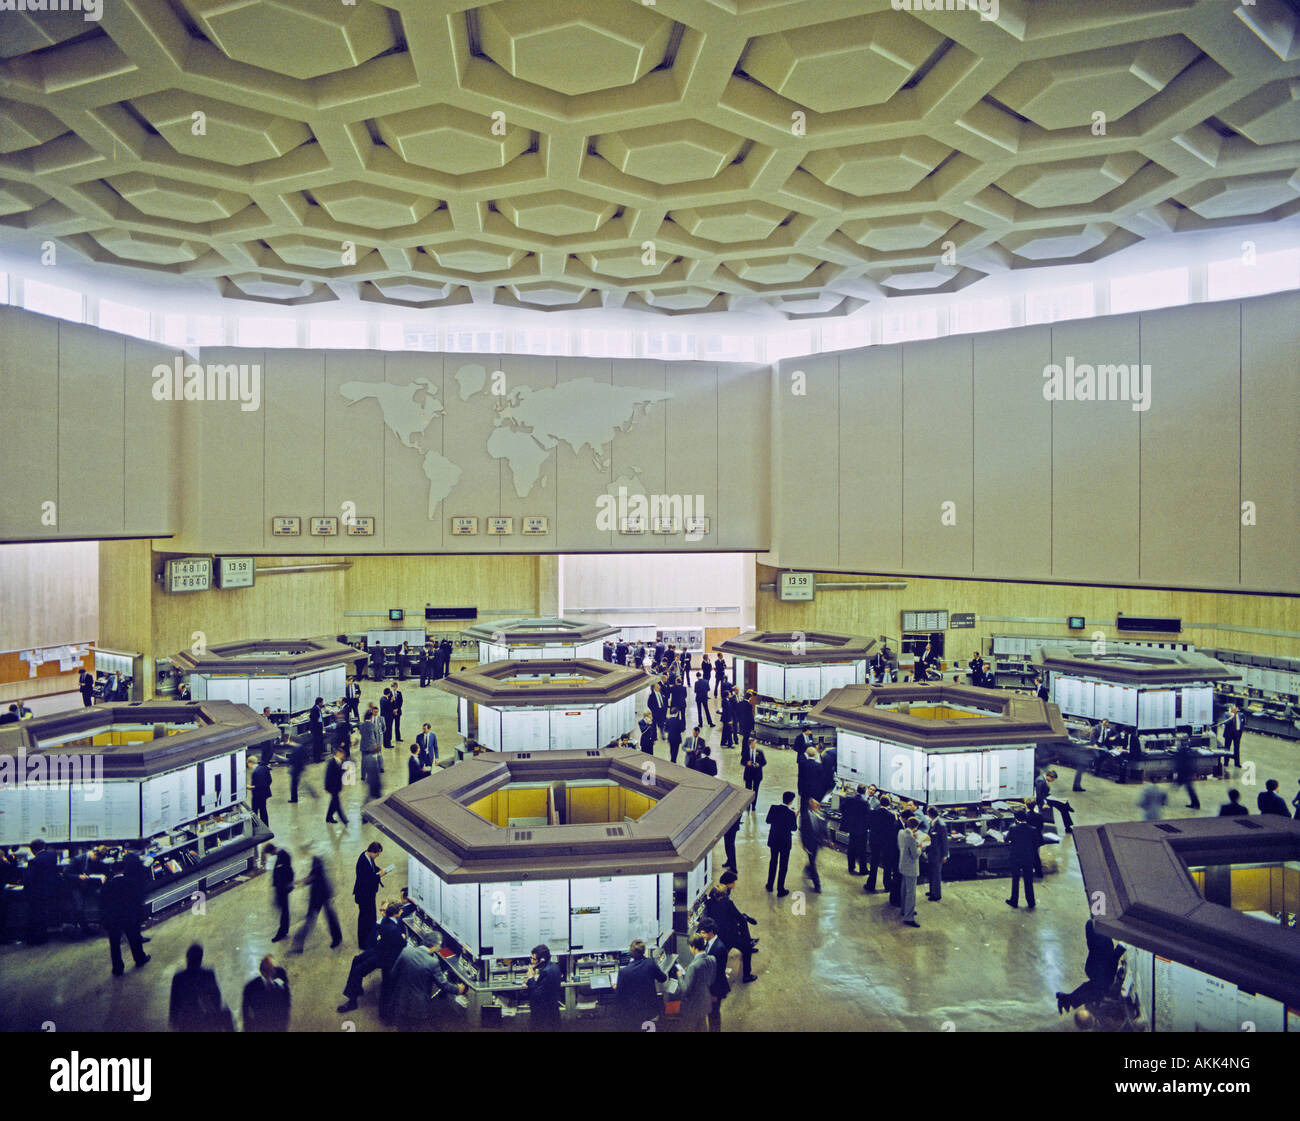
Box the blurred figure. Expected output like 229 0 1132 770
290 847 343 953
324 748 349 826
1218 788 1249 816
1137 776 1167 822
362 745 382 802
1056 920 1124 1014
799 801 824 893
169 943 224 1031
249 755 272 826
242 955 291 1032
21 838 59 945
100 865 150 977
264 843 293 942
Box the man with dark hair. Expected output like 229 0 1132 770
765 792 797 896
524 944 563 1031
1006 812 1039 910
925 806 950 901
697 916 730 1032
416 723 438 767
242 955 291 1032
266 843 294 942
391 684 404 742
897 817 922 928
741 740 766 812
339 899 407 1013
249 756 272 826
1258 778 1290 816
1218 788 1249 816
379 689 395 750
408 743 430 784
704 871 757 983
865 796 898 896
169 943 223 1030
353 841 386 949
1219 704 1244 768
694 673 713 728
613 939 667 1031
733 690 755 754
324 748 349 826
100 865 151 977
21 838 59 945
309 697 326 763
840 785 870 876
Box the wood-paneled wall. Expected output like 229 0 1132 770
755 565 1300 660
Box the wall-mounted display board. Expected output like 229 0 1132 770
778 572 814 601
164 557 211 593
901 610 948 631
216 556 255 589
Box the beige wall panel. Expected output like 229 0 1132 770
492 354 561 550
609 358 669 551
902 335 974 575
664 359 718 555
0 308 59 538
716 362 769 551
342 555 538 629
438 352 507 550
837 345 904 572
124 336 179 536
562 551 746 632
98 539 154 689
190 346 266 551
376 351 445 552
553 357 614 553
262 350 326 550
1050 315 1142 583
57 322 125 536
1139 301 1240 588
770 355 839 568
323 350 385 553
0 542 98 652
1241 289 1300 592
973 326 1053 577
754 565 1300 660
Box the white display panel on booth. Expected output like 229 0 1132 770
319 665 346 701
0 781 72 845
141 765 200 835
926 751 984 804
480 880 570 960
1138 690 1177 730
1153 956 1285 1032
71 778 141 841
576 641 604 659
686 850 712 907
499 708 549 752
478 642 506 662
458 697 469 739
290 672 319 714
756 660 782 699
598 696 637 746
476 705 501 750
440 876 480 952
206 677 249 706
785 665 823 702
821 663 858 694
880 743 925 802
188 674 207 700
406 856 440 920
198 750 245 814
247 677 291 713
836 732 880 786
550 707 598 750
1182 686 1213 726
1101 683 1138 725
658 872 674 943
367 629 424 648
981 747 1035 800
570 874 660 952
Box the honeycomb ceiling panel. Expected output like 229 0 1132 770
0 0 1296 317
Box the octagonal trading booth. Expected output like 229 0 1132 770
810 683 1068 880
364 747 752 1027
1031 644 1238 784
1074 816 1300 1031
437 659 645 757
0 701 277 938
716 630 878 751
463 617 620 662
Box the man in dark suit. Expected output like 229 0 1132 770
344 676 361 721
1125 726 1142 757
697 916 730 1032
638 711 657 755
21 839 60 945
718 689 734 748
291 850 343 952
353 842 386 948
647 683 666 741
339 900 408 1012
695 746 718 777
1005 812 1039 909
249 757 272 826
924 806 950 900
741 741 766 812
418 644 431 686
693 675 713 728
1218 788 1249 816
705 870 757 982
733 691 755 753
1258 778 1290 816
391 685 404 742
169 943 223 1030
408 744 430 784
379 689 395 750
242 955 291 1031
524 944 563 1031
665 706 685 764
654 640 666 666
700 656 712 691
713 655 727 697
840 784 870 875
308 697 326 762
324 748 349 825
669 675 688 714
614 639 628 665
865 797 898 895
1035 769 1074 833
267 844 293 941
765 792 797 895
681 649 693 682
797 748 824 811
613 939 667 1031
79 669 95 706
439 639 453 678
1173 741 1201 809
1220 704 1244 767
100 865 151 976
288 737 309 803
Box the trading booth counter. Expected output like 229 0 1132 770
436 658 645 752
462 617 620 663
363 747 750 1026
0 701 277 935
716 629 878 703
1075 817 1300 1031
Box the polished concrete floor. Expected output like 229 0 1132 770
2 676 1294 1033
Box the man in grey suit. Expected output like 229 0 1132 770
897 818 922 928
924 806 949 901
674 934 714 1032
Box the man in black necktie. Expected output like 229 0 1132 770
353 842 386 949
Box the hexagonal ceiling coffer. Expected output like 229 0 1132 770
477 0 675 97
1002 223 1112 261
579 245 670 278
668 200 789 243
1177 171 1300 219
997 154 1146 208
595 121 746 185
810 683 1068 750
310 181 439 229
879 263 961 291
0 101 67 154
363 748 753 881
90 229 202 265
740 12 945 113
508 282 590 307
990 36 1202 131
802 136 951 197
226 274 317 300
427 240 528 273
640 286 719 310
496 190 617 236
375 105 531 176
267 234 376 269
726 254 821 285
370 279 454 304
109 172 250 222
179 0 398 81
131 91 313 167
1217 78 1300 147
840 212 951 252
